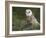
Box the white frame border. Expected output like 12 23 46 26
9 3 43 35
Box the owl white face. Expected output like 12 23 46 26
25 9 32 16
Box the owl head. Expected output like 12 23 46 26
25 9 32 16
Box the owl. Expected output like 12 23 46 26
25 9 40 30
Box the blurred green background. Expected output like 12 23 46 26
12 7 40 31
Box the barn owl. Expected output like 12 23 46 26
25 9 40 29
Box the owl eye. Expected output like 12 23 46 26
28 11 30 13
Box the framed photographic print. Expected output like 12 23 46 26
5 1 45 37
